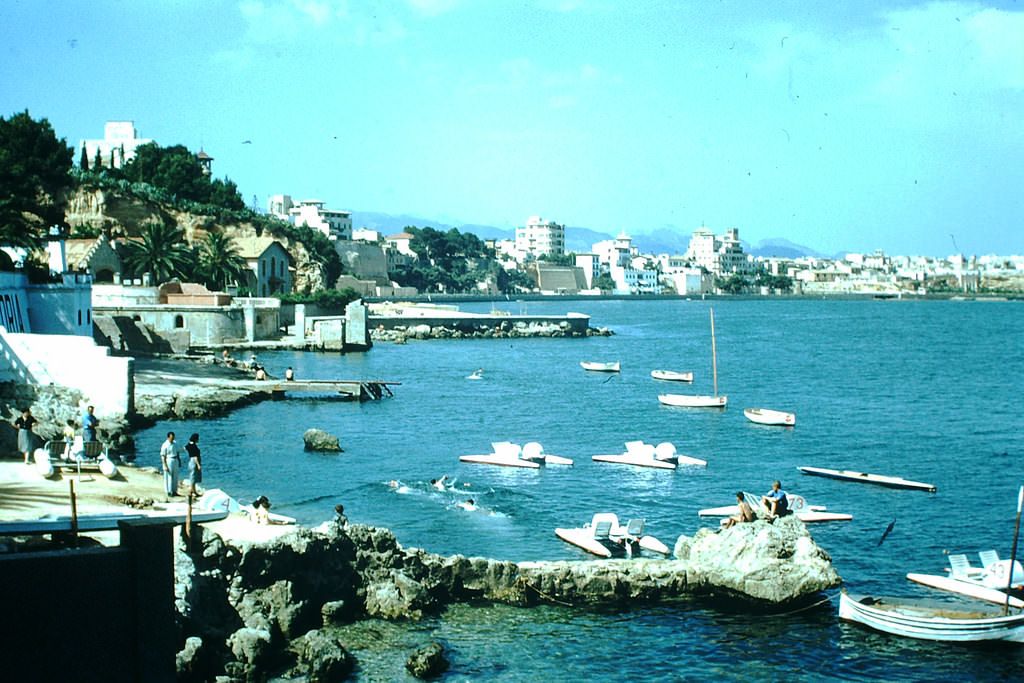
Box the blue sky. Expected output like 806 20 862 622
2 1 1021 257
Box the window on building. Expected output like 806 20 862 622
78 310 82 325
174 315 184 328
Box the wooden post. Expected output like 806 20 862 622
69 479 79 548
1006 485 1023 615
710 308 718 397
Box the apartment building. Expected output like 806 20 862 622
515 216 565 260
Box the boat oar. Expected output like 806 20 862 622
1005 485 1023 615
877 519 895 546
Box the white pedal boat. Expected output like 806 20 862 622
907 551 1024 608
743 408 796 426
592 441 705 470
460 442 573 468
555 513 671 558
698 493 851 522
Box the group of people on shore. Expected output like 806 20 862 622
12 404 101 465
722 480 791 528
220 349 296 383
159 431 202 497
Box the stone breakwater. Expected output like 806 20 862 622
371 319 613 343
174 515 839 681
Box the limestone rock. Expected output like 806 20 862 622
293 629 354 683
406 641 449 678
677 516 842 602
303 428 343 452
175 636 214 683
227 627 273 677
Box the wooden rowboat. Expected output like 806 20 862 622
581 361 620 372
744 408 795 426
651 370 693 382
838 590 1024 642
797 466 936 492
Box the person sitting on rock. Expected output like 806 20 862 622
761 480 790 518
254 365 267 381
723 491 756 528
334 503 348 529
251 496 272 524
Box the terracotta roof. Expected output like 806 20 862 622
387 232 415 240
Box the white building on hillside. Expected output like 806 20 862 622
515 216 565 260
591 233 661 293
78 121 153 169
268 195 352 241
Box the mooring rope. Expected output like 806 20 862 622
516 576 574 607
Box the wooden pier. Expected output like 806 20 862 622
266 379 400 401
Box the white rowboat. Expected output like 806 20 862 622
838 591 1024 643
658 394 727 408
744 408 795 426
581 361 620 372
798 466 936 492
651 370 693 382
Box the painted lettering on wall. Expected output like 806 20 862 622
0 292 27 332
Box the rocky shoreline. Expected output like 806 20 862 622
176 516 840 681
370 320 613 343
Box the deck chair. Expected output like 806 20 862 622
979 550 1000 569
623 440 646 455
635 443 657 460
592 520 613 540
492 442 521 459
625 518 645 537
949 554 983 579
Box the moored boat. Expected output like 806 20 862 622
659 393 727 408
581 361 620 372
651 370 693 382
460 442 541 469
592 441 681 470
837 590 1024 643
907 551 1024 608
744 408 795 426
797 466 936 492
698 492 851 522
555 513 670 558
521 441 573 466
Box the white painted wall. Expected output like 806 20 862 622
0 331 132 416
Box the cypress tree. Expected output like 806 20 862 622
93 147 102 169
80 145 89 170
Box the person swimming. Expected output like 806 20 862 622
457 498 478 511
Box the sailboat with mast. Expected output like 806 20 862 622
658 308 727 408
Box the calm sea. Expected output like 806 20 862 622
135 299 1024 681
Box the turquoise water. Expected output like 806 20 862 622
136 299 1024 680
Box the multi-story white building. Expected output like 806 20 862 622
78 121 153 169
684 226 751 275
574 253 600 289
515 216 565 260
590 233 661 293
268 195 352 241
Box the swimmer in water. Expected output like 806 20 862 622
457 498 478 512
432 475 449 490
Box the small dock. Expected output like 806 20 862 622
266 379 400 401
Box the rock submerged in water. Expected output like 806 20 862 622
303 428 343 452
406 641 449 678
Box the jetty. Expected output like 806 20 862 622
263 379 399 401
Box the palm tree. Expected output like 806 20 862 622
121 220 191 285
197 231 250 291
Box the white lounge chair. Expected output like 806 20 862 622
654 442 677 461
522 442 543 460
979 550 1000 569
949 554 983 579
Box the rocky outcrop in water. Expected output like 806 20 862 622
173 516 840 680
302 429 343 452
371 321 613 343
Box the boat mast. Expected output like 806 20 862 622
710 308 718 397
1007 485 1023 615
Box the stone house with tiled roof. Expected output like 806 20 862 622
232 236 293 297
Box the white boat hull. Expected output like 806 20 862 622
0 509 229 535
460 454 540 469
555 526 670 558
592 453 676 470
581 361 620 372
651 370 693 382
838 591 1024 642
744 408 795 426
798 466 936 492
907 573 1024 609
658 394 727 408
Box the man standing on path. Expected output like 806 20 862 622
160 431 182 497
82 405 99 442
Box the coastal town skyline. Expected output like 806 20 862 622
2 1 1022 258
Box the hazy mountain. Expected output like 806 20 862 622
351 211 824 259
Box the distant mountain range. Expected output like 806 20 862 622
350 211 827 260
